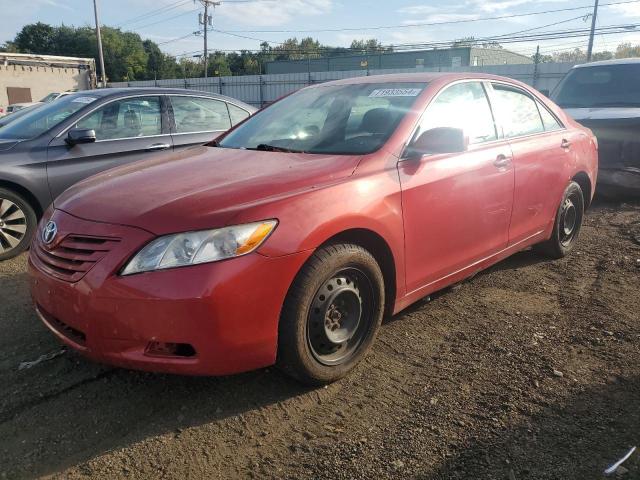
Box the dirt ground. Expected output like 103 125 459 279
0 198 638 480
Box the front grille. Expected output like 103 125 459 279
34 234 120 282
37 304 86 346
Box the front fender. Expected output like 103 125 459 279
231 166 406 300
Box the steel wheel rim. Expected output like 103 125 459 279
0 198 27 254
560 194 580 247
306 267 375 366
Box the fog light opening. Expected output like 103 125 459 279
145 342 196 358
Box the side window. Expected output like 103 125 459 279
171 96 231 133
537 102 563 132
227 103 250 126
491 84 544 138
76 97 162 141
416 82 497 144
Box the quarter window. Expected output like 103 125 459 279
537 102 563 132
171 96 231 133
416 82 498 145
491 84 544 138
76 97 162 141
227 103 250 126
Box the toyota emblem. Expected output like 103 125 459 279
42 221 58 245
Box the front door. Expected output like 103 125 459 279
47 95 172 200
399 81 515 294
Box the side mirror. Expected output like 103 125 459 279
405 127 468 158
66 128 96 146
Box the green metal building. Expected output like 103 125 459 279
265 47 533 75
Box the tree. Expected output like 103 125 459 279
0 41 18 53
592 50 614 61
10 23 161 82
14 22 56 53
453 37 502 49
207 51 232 77
615 42 640 58
143 40 180 80
350 39 392 54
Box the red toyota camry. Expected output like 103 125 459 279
29 73 598 385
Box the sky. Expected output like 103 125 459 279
1 0 640 60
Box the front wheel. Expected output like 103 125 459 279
535 181 584 259
0 188 37 261
277 244 385 385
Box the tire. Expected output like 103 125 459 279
534 181 584 259
0 188 37 261
277 243 385 385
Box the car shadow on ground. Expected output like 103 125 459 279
1 345 317 478
431 375 640 479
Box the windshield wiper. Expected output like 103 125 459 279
251 143 305 153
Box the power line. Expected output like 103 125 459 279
208 15 590 48
216 0 640 33
157 31 201 45
171 22 640 57
135 7 201 30
117 0 192 28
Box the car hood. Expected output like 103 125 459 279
55 146 360 235
0 139 21 152
564 107 640 121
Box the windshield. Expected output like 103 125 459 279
40 93 60 103
219 82 427 155
554 64 640 108
0 94 98 140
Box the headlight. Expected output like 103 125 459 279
121 220 277 275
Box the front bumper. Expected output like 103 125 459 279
29 209 310 376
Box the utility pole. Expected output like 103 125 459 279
93 0 106 87
586 0 599 62
533 45 540 89
197 0 220 79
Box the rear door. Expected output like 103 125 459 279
46 95 172 200
399 81 515 293
168 95 236 151
487 82 574 245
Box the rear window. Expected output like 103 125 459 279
553 64 640 108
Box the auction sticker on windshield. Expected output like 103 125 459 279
369 88 423 97
71 97 97 104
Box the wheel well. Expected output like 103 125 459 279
0 180 44 218
572 172 592 209
322 228 397 318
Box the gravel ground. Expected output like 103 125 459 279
0 199 639 480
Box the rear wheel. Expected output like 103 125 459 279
0 188 37 261
535 181 584 259
277 243 385 385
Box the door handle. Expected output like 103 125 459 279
561 139 572 149
146 143 171 152
493 154 512 168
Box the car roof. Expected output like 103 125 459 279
65 88 256 110
311 71 526 87
573 57 640 68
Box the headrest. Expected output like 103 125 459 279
361 108 393 134
124 109 141 130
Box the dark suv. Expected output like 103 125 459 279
552 58 640 196
0 88 256 260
